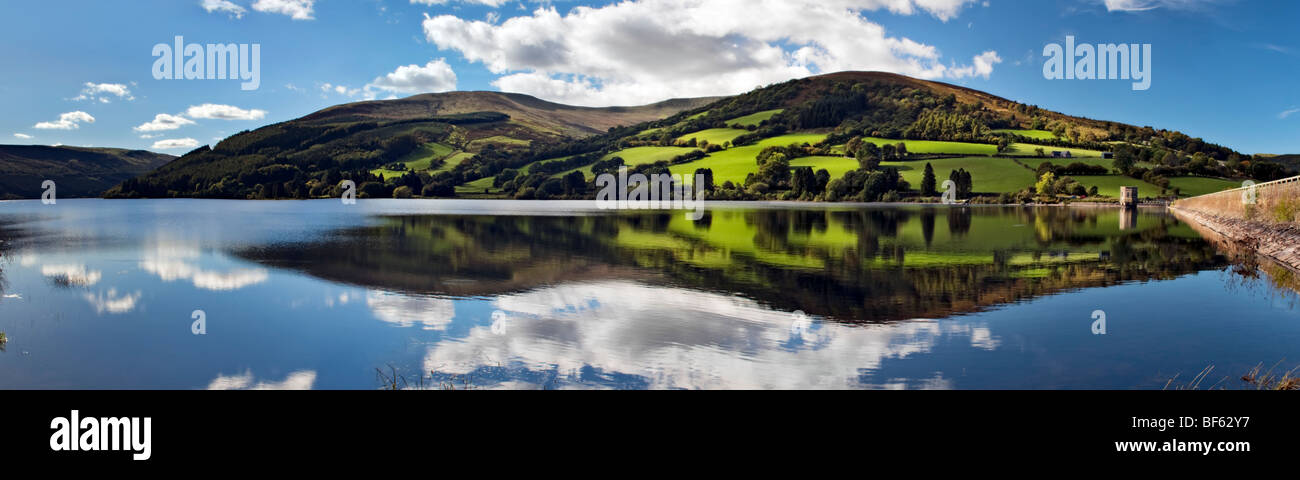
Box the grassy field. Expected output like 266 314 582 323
432 151 474 174
1167 176 1243 197
455 176 497 194
726 109 783 127
677 128 750 146
467 136 531 150
861 137 999 155
603 146 702 165
371 142 455 178
994 129 1060 141
1021 157 1115 170
1070 175 1165 198
882 157 1037 194
1005 143 1105 158
789 156 859 181
667 133 829 184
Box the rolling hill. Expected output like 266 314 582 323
104 91 718 199
0 145 174 199
106 71 1282 201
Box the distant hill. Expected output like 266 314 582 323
107 71 1279 201
300 91 723 138
105 91 718 199
0 145 174 199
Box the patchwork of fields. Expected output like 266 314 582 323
428 114 1246 200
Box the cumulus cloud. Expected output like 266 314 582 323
201 0 248 18
208 370 317 390
151 138 202 150
365 59 458 95
947 50 1002 79
410 0 512 8
83 289 142 315
34 111 95 130
252 0 315 20
416 281 1000 389
72 82 134 103
1102 0 1219 11
184 103 267 120
13 133 32 139
134 113 197 132
422 1 997 106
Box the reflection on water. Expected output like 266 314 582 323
0 199 1298 389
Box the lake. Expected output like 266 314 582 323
0 199 1296 389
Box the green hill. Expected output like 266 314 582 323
105 91 718 199
0 145 174 199
107 71 1282 201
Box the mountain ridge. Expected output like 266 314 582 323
103 70 1286 201
0 145 175 199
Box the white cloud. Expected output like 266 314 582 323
422 1 997 106
365 59 458 96
416 281 996 389
185 103 267 120
34 111 95 130
72 82 133 103
366 291 457 330
151 138 202 150
208 370 317 390
252 0 315 20
1102 0 1218 11
410 0 512 7
1279 107 1300 120
947 50 1001 79
134 113 197 132
201 0 248 18
13 133 32 139
83 289 142 315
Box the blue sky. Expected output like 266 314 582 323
1 0 1297 154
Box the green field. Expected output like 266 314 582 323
667 133 829 184
371 142 456 178
861 137 999 156
1023 157 1115 170
467 136 531 150
789 156 859 182
994 129 1061 141
727 109 783 127
882 157 1037 194
1005 143 1105 158
603 146 702 166
677 128 750 146
1069 175 1165 198
432 151 475 174
455 176 497 194
1167 176 1243 197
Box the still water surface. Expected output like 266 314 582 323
0 199 1296 389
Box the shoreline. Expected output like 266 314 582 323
1170 206 1300 274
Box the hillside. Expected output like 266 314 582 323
299 91 722 138
0 145 174 199
106 71 1285 202
104 91 717 199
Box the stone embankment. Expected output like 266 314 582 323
1170 176 1300 272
